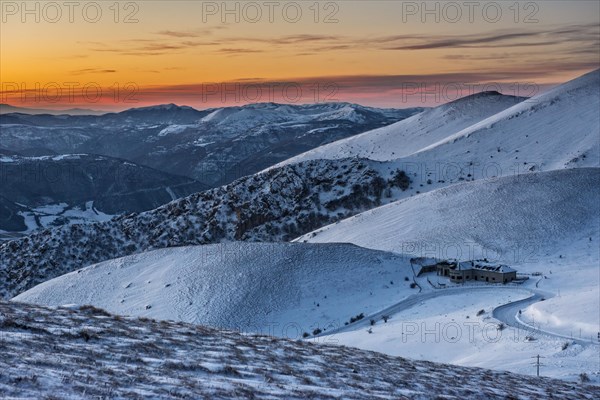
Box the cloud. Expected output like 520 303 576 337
216 48 264 55
228 34 343 45
7 68 596 110
379 24 599 51
383 32 543 50
70 68 117 75
154 26 228 38
86 39 219 56
156 30 202 38
85 23 598 61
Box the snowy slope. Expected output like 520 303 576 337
279 70 599 184
13 243 418 336
2 71 598 298
394 69 600 176
275 92 524 165
297 168 600 263
3 302 597 400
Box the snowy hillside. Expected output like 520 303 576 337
14 243 417 336
297 168 600 262
279 70 599 186
0 158 413 299
2 71 599 298
3 301 597 399
277 91 525 165
323 285 600 382
14 170 599 382
392 69 600 178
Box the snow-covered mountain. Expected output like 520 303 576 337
2 70 599 390
0 154 206 233
0 102 419 234
1 102 421 188
276 91 526 165
16 168 599 380
394 69 599 176
280 70 599 181
3 301 596 399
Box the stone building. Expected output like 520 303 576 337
436 260 517 284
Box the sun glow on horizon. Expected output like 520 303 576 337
1 1 598 110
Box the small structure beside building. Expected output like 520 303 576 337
410 257 439 276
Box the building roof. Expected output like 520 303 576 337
453 261 515 273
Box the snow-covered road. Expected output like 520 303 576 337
493 291 599 346
321 285 599 346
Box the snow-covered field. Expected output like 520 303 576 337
17 201 114 233
1 301 598 399
519 264 600 341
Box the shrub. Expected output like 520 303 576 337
476 309 485 316
579 373 590 383
302 332 310 338
220 365 241 377
78 304 112 317
79 330 97 342
312 328 322 336
389 170 411 190
410 282 417 289
349 313 365 324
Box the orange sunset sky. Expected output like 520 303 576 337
1 0 599 110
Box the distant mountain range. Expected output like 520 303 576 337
0 102 422 187
0 102 421 233
0 104 106 116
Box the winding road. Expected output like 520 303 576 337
320 285 599 346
